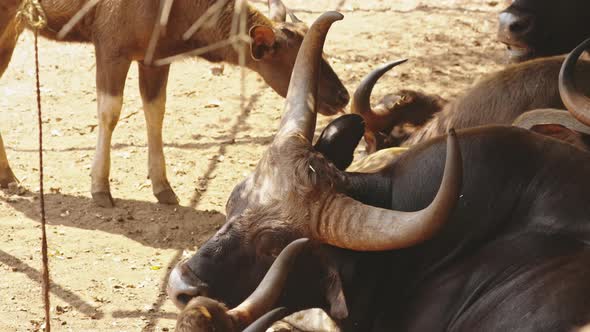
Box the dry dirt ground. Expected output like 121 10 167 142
0 0 506 331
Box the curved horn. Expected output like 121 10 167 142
313 129 463 251
351 59 408 132
242 307 289 332
268 0 287 22
228 238 309 327
274 11 344 143
513 108 590 135
559 37 590 126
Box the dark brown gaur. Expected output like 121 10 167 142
168 10 462 320
559 37 590 127
0 0 349 206
498 0 590 62
174 239 308 332
259 11 462 251
169 14 463 305
355 55 590 153
169 13 590 330
351 59 447 153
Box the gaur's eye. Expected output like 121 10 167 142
254 231 286 258
280 27 297 39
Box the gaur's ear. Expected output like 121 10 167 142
268 0 287 22
530 124 587 150
250 26 277 60
316 247 349 320
325 269 349 320
314 114 365 170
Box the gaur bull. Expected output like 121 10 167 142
168 13 590 332
353 55 590 153
174 238 307 332
498 0 590 62
0 0 348 207
169 12 590 331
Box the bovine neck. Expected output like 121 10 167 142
328 128 590 330
190 3 273 69
341 172 393 209
402 111 450 147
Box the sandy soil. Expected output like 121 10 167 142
0 0 506 331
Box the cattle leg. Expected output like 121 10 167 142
0 133 17 187
91 53 131 207
0 16 20 75
0 12 24 188
138 63 178 205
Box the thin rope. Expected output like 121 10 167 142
34 29 51 332
17 0 51 329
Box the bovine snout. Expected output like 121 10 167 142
317 81 350 116
499 11 534 38
498 9 536 61
316 59 350 115
167 260 210 309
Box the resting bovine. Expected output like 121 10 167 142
498 0 590 62
0 0 348 206
174 238 306 332
167 12 590 332
350 60 446 153
353 55 590 152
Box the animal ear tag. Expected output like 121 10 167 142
197 306 212 319
249 26 277 60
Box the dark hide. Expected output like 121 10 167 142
498 0 590 62
399 56 590 148
180 125 590 331
313 114 365 170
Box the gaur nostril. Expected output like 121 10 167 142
499 12 534 37
169 286 206 309
509 18 531 34
340 91 351 104
167 262 210 309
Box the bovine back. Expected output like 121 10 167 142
403 57 590 146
